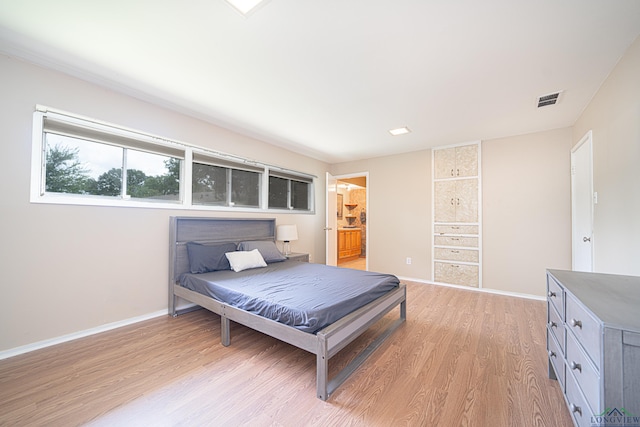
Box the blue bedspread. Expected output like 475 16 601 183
179 261 399 333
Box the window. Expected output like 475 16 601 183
192 153 262 208
268 171 311 211
32 107 314 213
41 114 183 202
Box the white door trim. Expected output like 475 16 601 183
571 130 594 272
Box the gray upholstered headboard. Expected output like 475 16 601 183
169 217 276 282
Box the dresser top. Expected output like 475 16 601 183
548 269 640 333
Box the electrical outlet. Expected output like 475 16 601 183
406 257 412 265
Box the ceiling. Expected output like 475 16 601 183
1 1 640 164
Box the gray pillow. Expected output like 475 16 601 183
237 240 286 263
186 242 237 273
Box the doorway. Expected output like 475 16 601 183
326 173 368 271
571 131 594 272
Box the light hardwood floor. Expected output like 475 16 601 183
0 282 573 426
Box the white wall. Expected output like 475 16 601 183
573 35 640 276
482 129 573 295
331 150 432 280
0 54 328 352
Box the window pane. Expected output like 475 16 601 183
231 169 260 207
45 133 123 196
192 163 227 205
126 150 180 201
268 176 288 209
291 180 309 210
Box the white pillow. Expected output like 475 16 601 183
225 249 267 272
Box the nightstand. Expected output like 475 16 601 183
285 252 309 262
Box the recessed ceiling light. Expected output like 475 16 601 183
225 0 270 16
389 127 411 136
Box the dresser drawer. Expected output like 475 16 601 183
566 293 602 369
547 275 564 319
434 247 479 263
547 330 565 390
434 262 479 287
565 370 593 427
434 236 478 247
567 331 601 414
434 225 478 235
547 302 565 355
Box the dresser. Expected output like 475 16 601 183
546 270 640 427
432 142 481 287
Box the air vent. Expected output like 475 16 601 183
537 91 562 108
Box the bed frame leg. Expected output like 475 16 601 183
317 337 329 401
221 316 230 347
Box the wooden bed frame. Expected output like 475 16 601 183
168 216 406 400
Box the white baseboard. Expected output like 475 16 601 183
397 276 546 301
0 309 169 361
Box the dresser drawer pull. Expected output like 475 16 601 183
548 321 557 328
548 350 556 358
548 291 556 298
570 403 582 416
570 361 582 372
570 318 582 328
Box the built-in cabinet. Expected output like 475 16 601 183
432 142 481 288
338 228 362 262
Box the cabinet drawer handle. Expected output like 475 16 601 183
450 168 454 177
450 198 455 205
451 250 460 254
548 350 556 358
548 291 556 298
570 318 582 328
570 361 582 372
570 403 582 416
548 321 557 328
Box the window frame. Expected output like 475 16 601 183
31 106 315 214
267 170 312 211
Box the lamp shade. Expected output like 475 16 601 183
276 224 298 242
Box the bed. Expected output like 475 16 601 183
168 217 406 400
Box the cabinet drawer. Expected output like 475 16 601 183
547 330 565 391
434 225 479 235
566 370 593 427
434 247 478 263
566 293 602 369
434 262 479 287
434 236 478 247
567 331 601 414
547 275 564 319
547 302 565 355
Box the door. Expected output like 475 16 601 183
455 179 478 222
434 181 456 222
572 131 594 272
326 172 338 266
